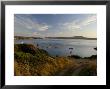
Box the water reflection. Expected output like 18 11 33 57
15 39 97 58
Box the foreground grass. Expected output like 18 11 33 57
14 44 97 76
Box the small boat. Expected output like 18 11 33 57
69 48 74 50
37 44 39 47
21 41 24 44
46 44 52 48
54 46 58 48
70 51 72 54
94 47 97 50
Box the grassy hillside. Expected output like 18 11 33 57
14 44 97 76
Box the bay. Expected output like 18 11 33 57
14 39 97 58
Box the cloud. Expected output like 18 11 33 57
81 15 96 26
36 23 49 31
63 22 81 30
61 22 80 30
59 15 96 30
14 15 49 32
32 32 39 36
32 32 42 37
14 14 96 37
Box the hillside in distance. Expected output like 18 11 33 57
14 36 42 39
14 36 97 40
46 36 97 40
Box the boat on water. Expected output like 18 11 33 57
69 48 74 50
94 47 97 50
21 41 24 44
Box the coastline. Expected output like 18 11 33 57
14 36 97 40
14 44 97 76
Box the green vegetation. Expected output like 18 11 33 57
14 44 97 76
14 44 74 76
68 55 97 59
68 55 82 59
84 55 97 59
78 61 97 76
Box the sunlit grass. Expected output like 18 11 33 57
14 44 97 76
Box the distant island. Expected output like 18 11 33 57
14 36 97 40
46 36 97 40
14 36 42 39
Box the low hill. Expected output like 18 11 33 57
14 36 42 39
46 36 97 40
14 36 97 40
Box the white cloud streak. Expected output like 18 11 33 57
14 15 49 32
60 15 96 30
81 15 97 26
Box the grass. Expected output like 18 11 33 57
78 60 97 76
14 44 97 76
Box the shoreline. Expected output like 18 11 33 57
14 36 97 40
14 42 97 59
14 44 97 76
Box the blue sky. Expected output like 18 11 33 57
14 14 97 38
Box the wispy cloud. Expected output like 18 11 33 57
60 15 96 30
81 15 96 26
14 14 97 38
62 22 81 30
32 32 42 37
14 15 50 32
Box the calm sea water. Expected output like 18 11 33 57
15 39 97 58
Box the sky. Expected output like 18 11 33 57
14 14 97 38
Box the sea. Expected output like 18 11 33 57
15 39 97 58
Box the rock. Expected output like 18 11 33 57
94 47 97 50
